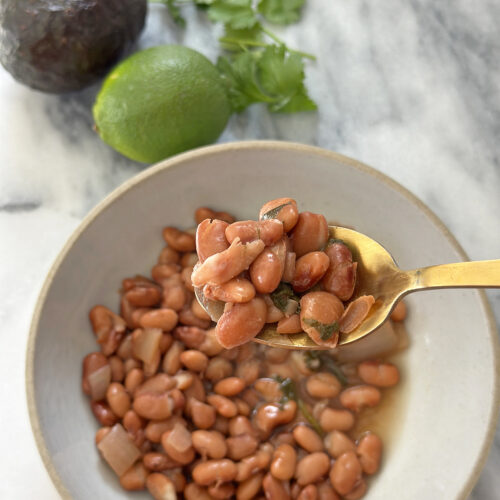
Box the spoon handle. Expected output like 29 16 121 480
407 259 500 290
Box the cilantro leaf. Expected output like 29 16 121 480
278 84 317 112
258 0 305 25
223 24 263 43
274 376 324 437
208 0 259 29
217 52 273 112
303 317 339 340
270 282 300 313
257 45 317 112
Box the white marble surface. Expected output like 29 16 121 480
0 1 499 499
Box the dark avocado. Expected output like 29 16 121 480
0 0 147 93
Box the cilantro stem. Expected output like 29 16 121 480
297 399 325 438
261 27 316 61
219 37 316 61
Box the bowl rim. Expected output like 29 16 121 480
26 140 499 499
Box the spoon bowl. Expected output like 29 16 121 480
196 226 500 349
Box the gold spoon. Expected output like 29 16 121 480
195 226 500 350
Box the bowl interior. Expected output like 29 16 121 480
27 142 498 499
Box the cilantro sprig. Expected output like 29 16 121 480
304 351 348 386
274 376 324 437
151 0 317 114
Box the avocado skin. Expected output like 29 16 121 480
0 0 147 93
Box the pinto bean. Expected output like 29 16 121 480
293 425 324 453
184 483 214 500
192 459 238 486
195 207 235 225
235 358 261 385
254 377 282 402
95 426 111 444
143 452 180 472
214 377 246 397
300 291 344 347
343 479 366 500
290 212 329 258
276 314 302 334
249 250 283 295
191 238 265 287
146 473 177 500
225 219 284 247
108 356 125 382
158 246 180 265
295 452 330 486
357 360 399 387
306 372 342 399
236 446 273 482
324 431 356 458
338 295 375 334
263 472 291 500
139 309 178 331
133 392 173 420
192 430 228 459
322 243 357 301
339 385 381 412
271 443 297 480
163 227 196 252
144 416 186 443
216 298 267 349
254 401 297 436
229 416 257 437
317 481 340 500
204 277 256 303
106 382 131 418
180 350 208 372
329 451 362 496
161 282 187 311
162 340 184 375
298 485 318 500
357 433 382 474
292 252 330 292
209 482 236 499
226 434 259 460
237 471 264 500
196 219 230 263
188 398 216 429
125 285 162 308
124 368 144 395
152 263 181 283
207 394 238 418
319 408 355 432
91 401 118 426
82 352 110 399
120 461 148 491
89 305 126 356
205 357 234 382
259 197 299 232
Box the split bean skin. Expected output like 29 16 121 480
322 242 357 301
83 203 406 500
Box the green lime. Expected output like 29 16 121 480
93 45 232 163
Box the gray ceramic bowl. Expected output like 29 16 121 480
27 141 499 499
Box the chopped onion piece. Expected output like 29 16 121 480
132 328 162 364
167 422 192 453
97 423 141 476
87 364 111 401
